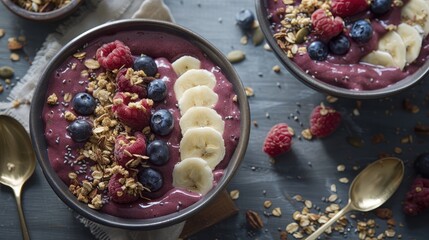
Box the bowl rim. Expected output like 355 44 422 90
255 0 429 99
1 0 83 21
29 19 250 230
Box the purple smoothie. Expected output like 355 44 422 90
42 30 240 219
265 0 429 91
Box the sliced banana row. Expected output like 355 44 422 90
361 0 428 69
171 56 226 195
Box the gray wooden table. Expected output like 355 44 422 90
1 0 429 239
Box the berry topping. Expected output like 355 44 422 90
112 92 153 130
331 0 369 17
114 132 147 168
96 40 133 71
133 56 158 77
309 104 341 138
403 177 429 216
236 9 255 30
147 79 167 102
349 20 373 43
147 140 170 166
108 173 139 203
67 119 92 143
370 0 392 15
72 92 96 116
329 34 351 55
311 9 344 41
138 168 163 192
150 109 174 136
414 153 429 178
263 123 294 158
116 68 148 99
307 41 329 61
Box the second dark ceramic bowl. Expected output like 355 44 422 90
30 19 250 230
255 0 429 99
1 0 83 22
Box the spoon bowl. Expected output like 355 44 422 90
306 157 404 240
0 115 36 240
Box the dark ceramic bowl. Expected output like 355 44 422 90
30 19 250 229
1 0 83 22
255 0 429 99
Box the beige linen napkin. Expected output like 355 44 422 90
0 0 184 239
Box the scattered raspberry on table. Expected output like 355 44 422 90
263 123 294 157
403 177 429 216
309 103 341 138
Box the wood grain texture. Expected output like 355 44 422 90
1 0 429 239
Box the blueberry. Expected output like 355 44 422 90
147 140 170 166
150 109 174 136
236 9 255 30
138 168 163 192
350 20 373 43
415 153 429 178
329 34 351 55
370 0 392 15
67 119 92 142
307 41 328 61
134 55 158 77
72 92 96 116
147 79 167 102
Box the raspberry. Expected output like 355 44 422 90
309 104 341 137
112 92 153 130
96 40 133 71
116 68 148 98
331 0 369 17
311 9 344 41
108 173 139 204
114 132 147 168
263 123 294 157
403 177 429 216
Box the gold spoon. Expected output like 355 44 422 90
0 115 36 240
306 157 404 240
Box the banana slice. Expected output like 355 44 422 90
397 23 423 64
361 50 397 68
171 56 201 76
172 157 214 195
178 85 219 114
378 31 407 70
180 127 225 169
174 69 216 100
180 106 225 135
401 0 429 36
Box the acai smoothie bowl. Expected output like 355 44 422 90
30 19 250 229
256 0 429 98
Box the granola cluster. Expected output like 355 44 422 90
62 52 152 209
12 0 72 13
272 0 325 58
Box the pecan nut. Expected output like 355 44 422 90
246 210 264 229
415 124 429 135
374 208 393 219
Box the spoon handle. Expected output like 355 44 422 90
306 203 352 240
13 186 30 240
